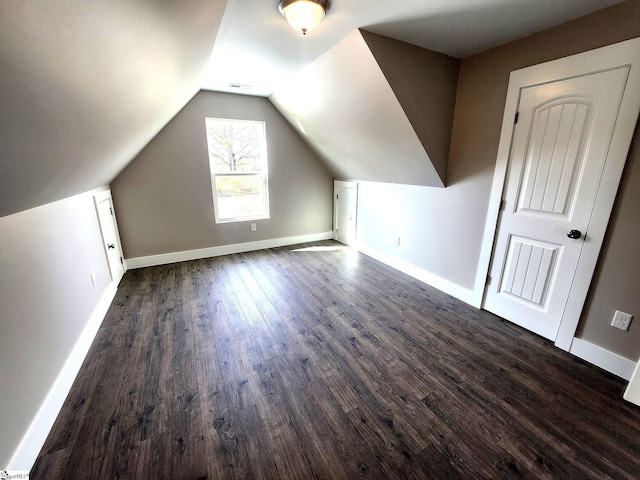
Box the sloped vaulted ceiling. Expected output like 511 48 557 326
0 0 227 218
269 29 459 187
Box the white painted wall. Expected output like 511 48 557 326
0 188 114 469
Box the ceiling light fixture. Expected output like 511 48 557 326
278 0 330 35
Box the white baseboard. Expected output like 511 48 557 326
569 337 637 381
624 362 640 406
7 283 117 471
357 244 477 306
125 232 335 269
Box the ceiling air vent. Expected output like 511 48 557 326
228 83 253 91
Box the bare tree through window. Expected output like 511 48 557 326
207 121 261 172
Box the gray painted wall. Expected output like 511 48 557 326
111 91 333 259
0 0 226 219
356 181 484 289
270 30 457 188
0 190 112 467
360 30 459 184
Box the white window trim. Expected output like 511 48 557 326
205 118 270 224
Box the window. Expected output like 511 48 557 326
205 118 270 223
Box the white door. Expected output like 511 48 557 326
334 182 357 246
95 191 125 285
484 67 629 341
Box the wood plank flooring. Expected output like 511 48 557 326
32 241 640 479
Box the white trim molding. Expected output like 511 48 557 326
7 283 117 471
333 180 359 245
126 232 334 269
624 361 640 406
93 189 126 283
569 338 637 381
358 244 477 307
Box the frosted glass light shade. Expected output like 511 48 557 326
279 0 329 35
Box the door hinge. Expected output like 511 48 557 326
514 111 519 124
486 274 492 285
499 199 506 211
110 207 113 215
120 257 123 264
336 194 339 200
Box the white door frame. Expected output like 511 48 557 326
333 180 358 244
94 189 126 284
474 37 640 351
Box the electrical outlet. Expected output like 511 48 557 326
251 223 257 232
611 310 633 331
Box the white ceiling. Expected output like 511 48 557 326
201 0 625 97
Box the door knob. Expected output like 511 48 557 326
567 230 582 239
107 244 116 249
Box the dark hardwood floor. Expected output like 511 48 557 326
32 241 640 479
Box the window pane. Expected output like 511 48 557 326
205 118 266 173
215 175 267 220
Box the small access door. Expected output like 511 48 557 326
95 190 125 285
334 181 357 246
483 67 629 341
